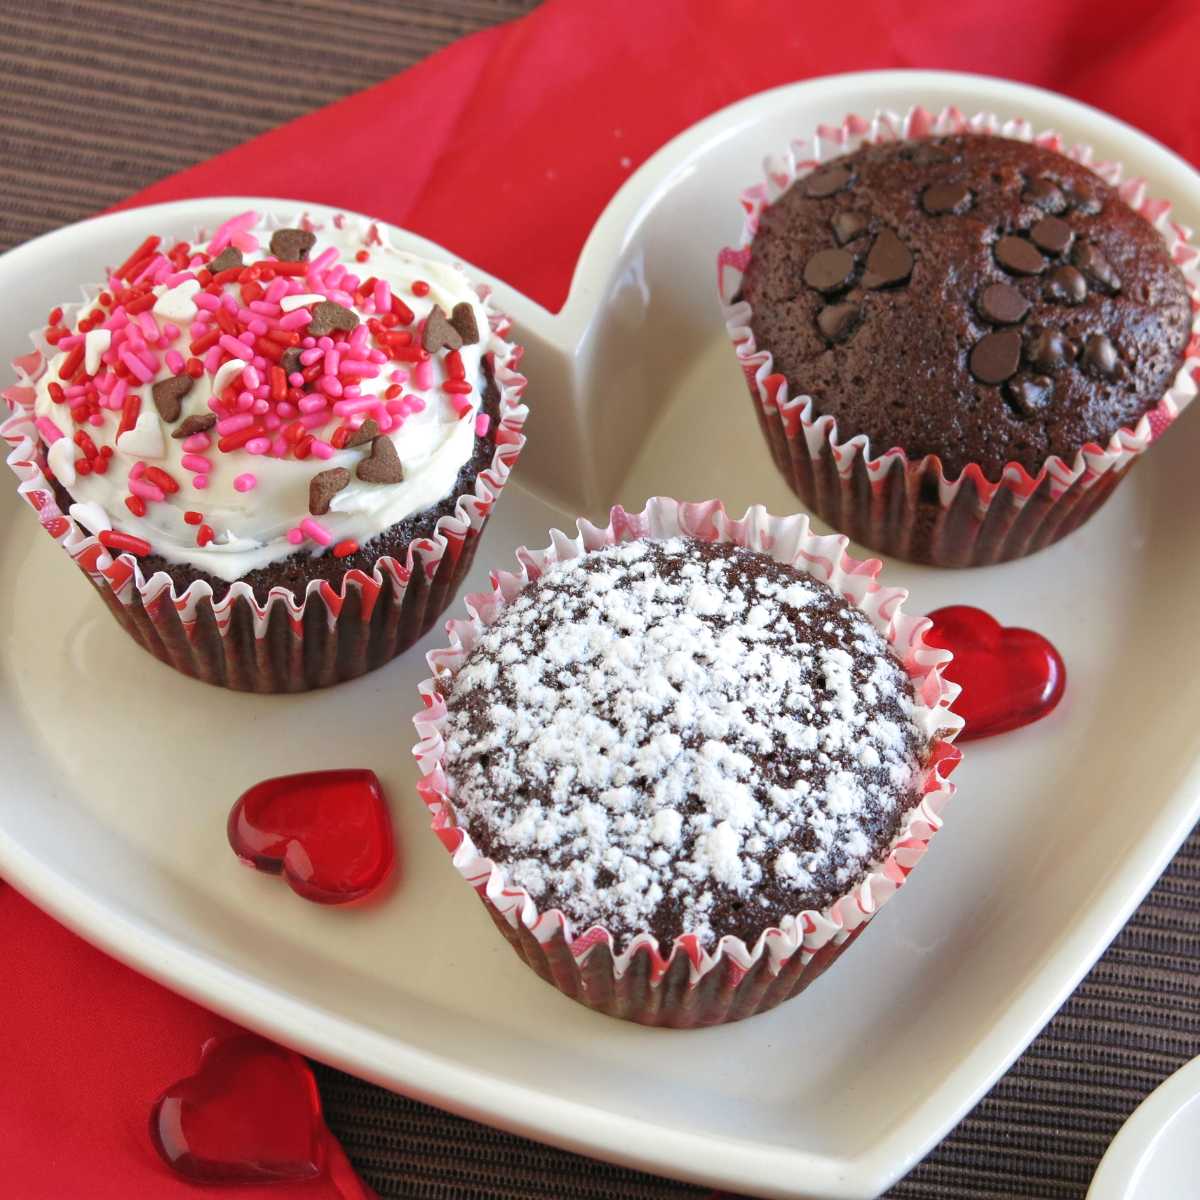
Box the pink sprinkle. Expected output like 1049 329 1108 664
231 229 259 254
245 437 271 455
299 412 329 430
129 478 165 502
287 372 305 388
318 375 343 398
165 349 185 374
102 308 130 331
248 300 281 317
64 384 87 398
278 309 311 330
269 433 287 454
118 348 154 384
162 322 181 341
452 395 472 417
299 348 324 367
241 364 261 390
475 413 491 437
287 527 304 545
276 402 298 419
309 247 338 274
207 209 258 255
333 397 379 417
389 369 406 384
385 398 407 416
299 517 333 545
217 413 254 435
404 395 426 414
298 395 328 414
194 293 220 311
413 359 434 390
339 360 379 378
325 290 355 307
324 349 340 376
326 265 347 288
373 279 391 312
164 270 194 287
252 398 270 415
233 473 257 493
88 413 104 427
367 348 388 364
309 440 334 460
182 433 211 452
203 347 222 373
219 335 248 359
193 475 209 490
236 392 255 412
35 416 64 443
246 318 269 336
265 278 289 305
130 460 146 481
181 453 211 473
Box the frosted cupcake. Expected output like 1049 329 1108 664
415 499 962 1028
3 210 527 691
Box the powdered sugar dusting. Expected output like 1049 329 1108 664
441 537 927 948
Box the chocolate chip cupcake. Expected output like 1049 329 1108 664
3 209 528 691
414 498 962 1028
720 109 1199 566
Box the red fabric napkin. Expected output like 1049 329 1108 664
4 0 1199 1195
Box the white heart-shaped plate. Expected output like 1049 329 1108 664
2 70 1198 1200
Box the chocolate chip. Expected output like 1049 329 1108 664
1072 241 1121 294
171 412 216 439
207 246 243 274
831 212 869 245
969 330 1022 384
309 467 351 516
804 248 855 294
1081 333 1119 377
308 300 359 337
1005 373 1055 417
1024 179 1067 213
150 373 193 422
422 305 464 353
449 301 480 345
1030 216 1073 256
356 435 404 484
270 228 317 262
816 303 861 343
862 229 913 289
280 346 304 377
921 182 972 215
803 165 852 198
344 417 379 448
1043 265 1088 306
977 283 1030 325
1025 327 1077 372
994 236 1047 276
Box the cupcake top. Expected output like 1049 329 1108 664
739 134 1193 478
439 536 929 949
32 211 497 583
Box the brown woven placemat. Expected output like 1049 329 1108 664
3 4 1197 1197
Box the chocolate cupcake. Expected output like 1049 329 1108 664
3 209 528 691
414 499 962 1028
720 110 1199 566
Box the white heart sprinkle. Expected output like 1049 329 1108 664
115 410 165 459
84 328 111 375
279 293 325 313
153 279 201 323
47 437 76 487
69 501 110 534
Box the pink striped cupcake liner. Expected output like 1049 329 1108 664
413 497 964 1028
3 278 528 694
719 106 1200 567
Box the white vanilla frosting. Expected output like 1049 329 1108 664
33 212 491 581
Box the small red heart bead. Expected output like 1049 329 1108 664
149 1035 324 1184
228 769 394 904
925 605 1066 741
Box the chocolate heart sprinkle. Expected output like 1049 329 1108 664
356 435 404 484
308 300 359 337
804 248 855 294
994 236 1047 276
207 246 243 274
270 228 317 262
422 305 463 353
309 467 350 516
449 301 480 345
862 229 913 289
172 412 216 439
151 373 193 422
280 346 304 377
969 330 1022 384
344 417 379 448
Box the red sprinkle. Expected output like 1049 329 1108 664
75 458 92 476
445 349 466 381
183 510 203 525
269 260 310 276
98 291 113 307
384 384 402 400
333 539 359 558
254 336 283 363
218 424 266 453
269 365 287 401
47 306 63 326
92 456 109 475
57 345 84 381
355 250 370 263
294 436 314 460
123 291 157 315
189 329 220 355
266 329 301 347
44 326 67 345
442 380 473 395
330 425 350 449
117 392 141 438
196 524 215 547
144 465 180 495
74 430 99 458
114 235 160 281
124 495 147 517
99 529 151 557
47 382 66 404
185 357 205 378
411 280 430 297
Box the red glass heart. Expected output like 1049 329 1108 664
149 1035 324 1184
228 769 394 904
925 605 1066 741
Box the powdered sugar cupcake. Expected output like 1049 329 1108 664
414 499 962 1028
3 210 528 691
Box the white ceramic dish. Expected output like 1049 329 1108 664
1088 1057 1200 1199
2 70 1199 1200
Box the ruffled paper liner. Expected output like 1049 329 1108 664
2 233 529 693
719 106 1200 567
413 498 964 1028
